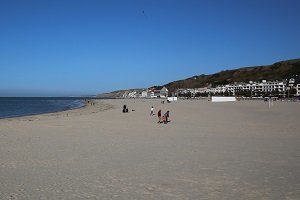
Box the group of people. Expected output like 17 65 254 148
151 107 170 124
85 100 95 106
122 105 170 124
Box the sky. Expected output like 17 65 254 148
0 0 300 97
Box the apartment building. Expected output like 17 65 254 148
177 80 287 96
296 84 300 96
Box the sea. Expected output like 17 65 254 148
0 97 88 119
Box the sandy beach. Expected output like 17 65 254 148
0 99 299 199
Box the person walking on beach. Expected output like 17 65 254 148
157 109 161 123
163 110 170 124
150 106 154 116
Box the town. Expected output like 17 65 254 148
122 77 300 99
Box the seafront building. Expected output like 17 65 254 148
177 79 300 97
122 79 299 99
123 87 169 98
141 90 148 98
296 84 300 96
159 87 169 98
224 80 286 95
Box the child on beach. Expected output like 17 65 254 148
150 106 154 116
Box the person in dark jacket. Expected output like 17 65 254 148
163 110 170 124
157 109 162 123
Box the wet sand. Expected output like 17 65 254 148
0 99 299 199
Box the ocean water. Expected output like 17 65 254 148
0 97 86 119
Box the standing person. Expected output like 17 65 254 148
163 110 170 124
150 106 154 116
157 109 161 123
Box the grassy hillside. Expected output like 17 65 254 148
164 58 300 92
97 58 300 97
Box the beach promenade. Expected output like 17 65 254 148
0 99 299 199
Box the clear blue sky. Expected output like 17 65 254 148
1 0 299 96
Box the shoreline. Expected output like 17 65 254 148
0 102 86 120
0 99 115 122
1 98 299 122
0 99 299 199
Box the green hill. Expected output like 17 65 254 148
163 58 300 92
97 58 300 98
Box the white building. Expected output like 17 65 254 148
214 85 227 94
223 80 286 95
160 87 169 98
127 91 137 98
195 87 208 94
141 90 148 98
288 78 295 87
296 84 300 96
149 89 161 98
177 80 287 97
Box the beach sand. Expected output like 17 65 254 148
0 99 299 199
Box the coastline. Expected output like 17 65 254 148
0 99 115 122
0 99 299 199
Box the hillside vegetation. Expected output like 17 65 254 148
97 58 300 97
164 58 300 92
